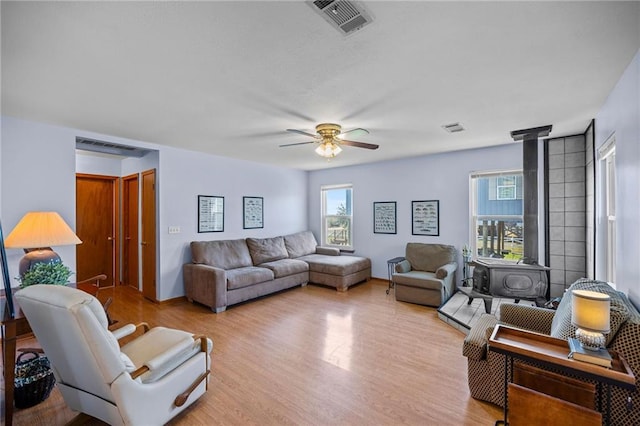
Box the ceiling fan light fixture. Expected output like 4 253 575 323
315 141 342 158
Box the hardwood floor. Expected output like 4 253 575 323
2 279 501 425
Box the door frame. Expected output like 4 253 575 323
76 173 120 287
141 169 157 301
122 173 139 289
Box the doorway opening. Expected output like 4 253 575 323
75 139 158 299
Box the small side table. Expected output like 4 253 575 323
386 257 405 295
489 324 635 426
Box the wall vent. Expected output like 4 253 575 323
309 0 373 36
76 137 151 158
442 122 465 133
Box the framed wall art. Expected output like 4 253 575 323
373 201 397 234
198 195 224 233
412 200 439 236
243 196 264 229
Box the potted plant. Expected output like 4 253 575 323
17 260 73 288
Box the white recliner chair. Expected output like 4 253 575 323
16 284 213 425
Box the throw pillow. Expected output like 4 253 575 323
395 260 411 273
283 231 318 258
246 236 289 265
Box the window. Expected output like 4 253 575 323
497 176 517 200
470 170 523 261
599 135 616 284
321 184 353 249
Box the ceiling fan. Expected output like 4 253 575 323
281 123 379 158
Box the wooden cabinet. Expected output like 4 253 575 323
508 383 601 426
513 362 596 409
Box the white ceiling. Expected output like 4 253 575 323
3 1 639 171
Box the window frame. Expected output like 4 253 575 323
599 135 616 285
496 176 517 200
320 184 354 250
470 169 524 262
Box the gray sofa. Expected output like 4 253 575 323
392 243 458 307
183 231 371 312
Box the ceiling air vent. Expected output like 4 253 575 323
309 0 373 36
76 137 151 158
441 122 465 133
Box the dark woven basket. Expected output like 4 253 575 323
14 351 56 409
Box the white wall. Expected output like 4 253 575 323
76 152 125 176
308 143 523 280
1 117 78 287
157 145 307 299
594 49 640 302
1 116 308 300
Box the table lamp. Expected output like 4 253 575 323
571 289 610 351
4 211 82 277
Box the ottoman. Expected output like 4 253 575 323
300 254 371 292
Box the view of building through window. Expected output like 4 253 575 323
470 171 523 261
321 184 353 249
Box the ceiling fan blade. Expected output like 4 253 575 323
339 139 379 150
338 128 369 139
279 141 316 147
286 129 320 138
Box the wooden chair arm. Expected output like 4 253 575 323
131 333 209 390
76 274 108 284
18 347 44 354
192 334 208 353
130 365 150 380
75 274 107 296
174 371 210 407
112 322 150 343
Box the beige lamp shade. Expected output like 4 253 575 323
571 289 610 333
5 211 82 249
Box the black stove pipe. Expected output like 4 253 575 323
510 125 552 265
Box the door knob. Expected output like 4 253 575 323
107 236 114 241
141 241 148 246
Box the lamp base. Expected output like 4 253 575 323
575 328 606 351
18 248 61 277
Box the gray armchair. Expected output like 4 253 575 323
392 243 458 307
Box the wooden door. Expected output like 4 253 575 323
122 173 139 289
141 169 157 301
76 174 119 287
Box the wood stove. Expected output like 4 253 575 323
472 259 549 305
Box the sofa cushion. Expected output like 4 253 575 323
259 259 309 278
405 243 456 273
246 236 289 265
550 279 629 346
301 254 371 276
316 246 340 256
393 271 443 290
226 266 274 290
283 231 318 258
190 239 253 270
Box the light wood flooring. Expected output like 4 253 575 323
2 279 501 425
